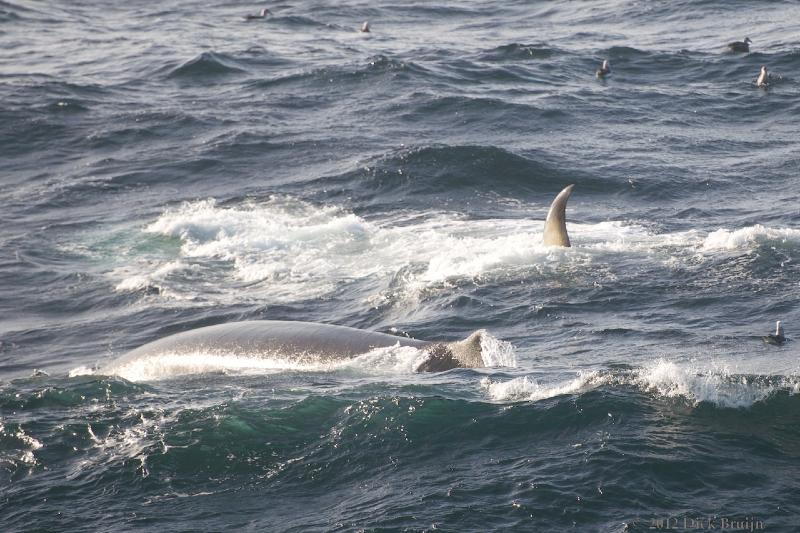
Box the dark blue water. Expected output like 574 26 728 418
2 1 800 531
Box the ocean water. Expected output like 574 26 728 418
2 0 800 531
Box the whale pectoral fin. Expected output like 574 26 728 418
543 184 574 247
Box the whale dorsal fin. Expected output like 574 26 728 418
414 330 486 372
447 330 485 368
543 184 574 247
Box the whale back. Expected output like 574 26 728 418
117 320 431 363
112 320 486 373
543 184 574 247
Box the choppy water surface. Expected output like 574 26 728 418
2 0 800 531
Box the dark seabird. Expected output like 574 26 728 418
727 37 752 53
756 65 768 88
360 21 370 33
762 320 785 345
596 59 611 78
244 8 271 20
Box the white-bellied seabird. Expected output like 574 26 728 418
757 65 768 88
360 21 370 33
762 320 785 345
244 8 271 20
596 59 611 78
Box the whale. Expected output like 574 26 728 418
543 184 574 247
109 188 575 376
111 320 486 373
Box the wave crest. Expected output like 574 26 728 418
166 52 247 79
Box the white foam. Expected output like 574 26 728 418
115 197 645 304
0 425 45 466
67 411 167 480
480 359 800 407
479 332 517 367
110 196 800 305
113 260 186 295
68 365 96 377
702 224 800 251
14 428 43 451
481 371 603 402
126 197 378 302
635 359 777 408
106 352 324 382
338 345 431 375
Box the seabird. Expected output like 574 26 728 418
244 8 271 20
727 37 752 53
596 59 611 78
360 21 370 33
757 65 768 88
762 320 785 346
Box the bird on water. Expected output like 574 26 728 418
244 8 271 20
727 37 752 53
596 59 611 78
762 320 785 346
756 65 768 88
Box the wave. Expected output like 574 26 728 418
393 96 572 134
0 3 22 22
43 99 90 114
248 53 433 91
166 51 248 79
4 375 798 531
0 375 150 411
482 371 604 402
383 3 483 17
479 43 557 62
0 0 66 23
269 14 335 30
318 144 588 199
6 362 798 487
702 224 800 251
0 80 111 160
2 79 110 106
632 359 789 408
484 360 800 409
